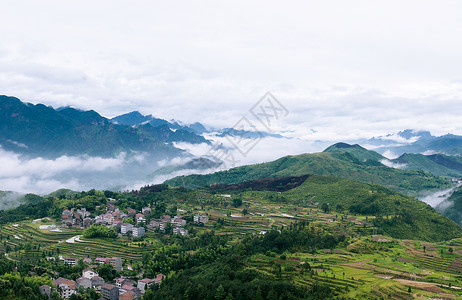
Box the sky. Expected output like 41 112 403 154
2 1 462 141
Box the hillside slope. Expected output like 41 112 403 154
282 175 462 241
0 95 206 158
165 149 451 196
393 153 462 178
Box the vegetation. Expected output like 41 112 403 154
0 170 461 298
165 148 451 197
83 224 117 238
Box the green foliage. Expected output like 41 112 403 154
83 224 117 238
165 151 451 196
97 264 118 282
284 175 462 242
0 273 50 299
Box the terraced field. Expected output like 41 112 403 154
0 221 161 263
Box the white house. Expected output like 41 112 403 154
121 223 133 235
82 268 98 280
132 226 145 238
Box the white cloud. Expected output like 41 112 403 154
380 159 407 169
0 0 461 139
2 1 462 193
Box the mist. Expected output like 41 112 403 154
419 186 460 208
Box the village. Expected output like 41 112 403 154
39 262 165 300
37 201 210 299
60 200 209 239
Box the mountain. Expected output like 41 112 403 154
110 111 154 125
436 185 462 226
323 142 386 162
282 175 462 242
392 153 462 178
216 128 284 139
165 143 451 196
110 111 210 135
367 130 462 156
0 95 212 158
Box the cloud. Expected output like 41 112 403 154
380 159 407 169
0 0 462 139
0 147 149 194
420 186 458 208
0 148 125 179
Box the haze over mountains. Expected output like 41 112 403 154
2 95 462 213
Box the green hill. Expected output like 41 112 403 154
323 142 386 162
437 185 462 226
165 147 451 196
393 153 462 178
281 175 462 241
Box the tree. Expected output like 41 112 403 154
215 284 225 300
232 198 242 208
97 264 117 282
321 203 330 213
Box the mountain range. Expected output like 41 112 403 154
165 142 452 197
0 95 212 159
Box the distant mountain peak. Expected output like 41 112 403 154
398 129 433 140
325 142 364 150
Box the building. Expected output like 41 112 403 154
159 221 167 230
119 290 137 300
39 285 51 297
132 226 145 238
172 216 187 226
103 213 114 225
142 207 152 215
121 223 133 235
83 258 92 264
52 278 76 299
136 213 146 225
110 257 123 272
127 208 136 217
194 214 209 224
137 278 155 294
91 276 105 290
101 283 119 300
173 227 189 236
82 268 98 279
148 219 160 229
83 217 93 228
161 215 171 223
64 257 78 266
95 257 109 265
77 208 91 218
120 284 141 297
76 277 92 291
116 278 132 288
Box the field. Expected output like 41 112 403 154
1 178 462 299
0 219 161 265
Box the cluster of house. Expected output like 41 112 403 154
61 201 211 239
61 204 153 238
40 267 165 299
146 214 209 236
63 256 123 271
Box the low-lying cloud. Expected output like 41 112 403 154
380 159 407 169
0 147 151 194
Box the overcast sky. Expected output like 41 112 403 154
2 0 462 141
